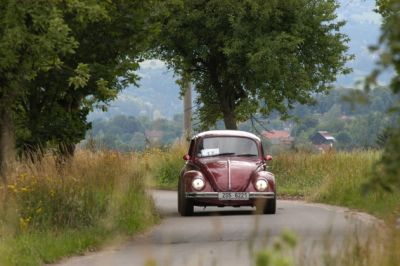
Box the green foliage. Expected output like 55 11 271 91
157 0 351 129
68 63 91 90
288 87 399 151
0 227 109 266
255 230 297 266
86 115 183 151
148 144 187 189
271 151 400 218
372 128 400 192
11 0 162 155
0 150 159 265
0 0 92 179
0 1 78 82
89 86 398 153
370 0 400 191
1 0 162 159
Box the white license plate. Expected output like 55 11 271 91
218 192 249 200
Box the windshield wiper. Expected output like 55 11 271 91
236 154 258 157
217 152 236 156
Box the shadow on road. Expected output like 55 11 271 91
159 205 282 218
192 209 255 216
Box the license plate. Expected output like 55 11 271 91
218 192 249 200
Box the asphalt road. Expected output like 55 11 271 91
56 190 378 266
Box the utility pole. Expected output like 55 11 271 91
183 80 192 141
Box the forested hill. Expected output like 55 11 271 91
88 0 385 121
85 87 399 152
88 64 181 121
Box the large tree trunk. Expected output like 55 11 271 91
0 107 15 183
210 62 238 130
220 89 238 129
221 99 237 130
222 108 238 129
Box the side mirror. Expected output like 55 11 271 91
264 155 273 161
183 154 191 161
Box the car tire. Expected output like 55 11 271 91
178 178 194 216
255 196 276 215
263 196 276 214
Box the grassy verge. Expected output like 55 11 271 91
0 150 159 266
270 151 400 219
148 144 187 189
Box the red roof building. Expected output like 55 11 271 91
262 130 294 145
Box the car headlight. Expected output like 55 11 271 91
255 179 268 191
192 177 205 191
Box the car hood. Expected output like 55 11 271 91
196 157 260 192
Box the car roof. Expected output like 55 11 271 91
193 130 261 142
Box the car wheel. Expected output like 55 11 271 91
178 178 194 216
255 197 276 215
263 196 276 214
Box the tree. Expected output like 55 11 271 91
291 116 319 137
335 131 352 148
371 0 400 190
14 0 160 157
157 0 351 129
0 0 87 182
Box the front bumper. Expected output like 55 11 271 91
186 192 275 199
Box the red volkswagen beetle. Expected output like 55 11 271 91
178 130 276 216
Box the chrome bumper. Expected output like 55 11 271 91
185 192 275 199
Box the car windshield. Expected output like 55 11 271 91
196 136 259 158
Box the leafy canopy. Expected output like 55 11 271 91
2 0 161 154
157 0 352 129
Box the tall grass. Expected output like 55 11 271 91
147 144 187 189
260 150 400 266
270 151 400 218
0 150 159 266
253 225 400 266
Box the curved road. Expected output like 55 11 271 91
56 190 377 266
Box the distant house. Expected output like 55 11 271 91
262 130 294 145
310 131 336 152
